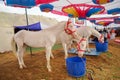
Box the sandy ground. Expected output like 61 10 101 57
0 38 120 80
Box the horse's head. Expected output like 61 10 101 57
92 28 104 43
72 37 87 57
64 20 76 36
77 37 87 57
98 34 104 43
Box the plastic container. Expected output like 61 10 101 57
95 41 108 52
66 56 86 77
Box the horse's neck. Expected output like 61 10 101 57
91 28 101 38
46 21 65 34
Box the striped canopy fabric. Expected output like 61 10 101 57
4 0 57 8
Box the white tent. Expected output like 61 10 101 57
0 27 14 53
0 12 58 53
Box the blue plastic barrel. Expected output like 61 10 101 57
95 41 108 52
66 56 86 77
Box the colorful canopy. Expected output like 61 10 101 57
4 0 57 8
90 20 96 23
88 17 115 26
92 0 114 4
114 18 120 24
62 4 105 19
95 21 113 26
40 4 54 12
107 8 120 15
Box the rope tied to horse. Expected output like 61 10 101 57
64 20 76 36
98 34 104 43
77 38 86 52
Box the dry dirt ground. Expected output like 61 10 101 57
0 38 120 80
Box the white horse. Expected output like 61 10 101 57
75 26 104 52
56 26 104 58
12 21 86 72
56 31 87 58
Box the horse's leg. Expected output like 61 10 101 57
86 38 91 53
50 52 54 59
16 46 24 69
62 43 68 59
20 45 27 68
46 46 52 72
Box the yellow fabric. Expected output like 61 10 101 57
99 0 108 4
63 7 79 17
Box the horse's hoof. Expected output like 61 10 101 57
48 69 52 72
23 65 27 68
20 66 23 69
65 56 68 59
51 56 54 59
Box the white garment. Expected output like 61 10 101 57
111 33 116 39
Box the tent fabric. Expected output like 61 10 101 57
5 0 35 8
4 0 57 8
0 27 14 53
15 22 41 33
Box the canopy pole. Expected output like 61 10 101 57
25 8 29 26
25 8 33 56
83 20 86 26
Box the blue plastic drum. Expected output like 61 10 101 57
95 41 108 52
66 56 86 77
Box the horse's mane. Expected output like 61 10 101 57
42 21 66 31
77 26 101 38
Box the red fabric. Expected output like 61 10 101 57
77 38 86 52
107 33 110 39
36 0 57 5
114 39 120 43
51 10 68 16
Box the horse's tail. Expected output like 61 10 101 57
11 37 16 55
